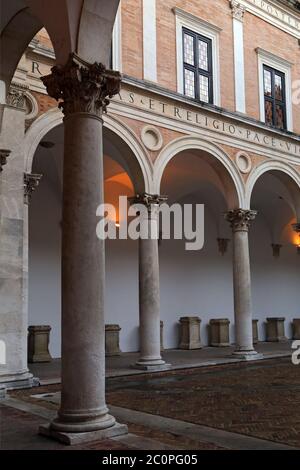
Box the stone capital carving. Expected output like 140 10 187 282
0 149 11 172
230 0 246 21
41 53 122 117
7 82 29 109
129 193 168 210
24 173 42 205
225 209 257 232
292 223 300 233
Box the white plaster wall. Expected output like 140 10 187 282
28 195 300 357
28 153 62 358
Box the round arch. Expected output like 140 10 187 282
23 108 152 193
153 136 245 209
245 160 300 219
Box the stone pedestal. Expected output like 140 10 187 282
28 325 52 363
252 319 259 344
105 325 121 356
292 319 300 340
160 321 164 352
179 317 202 350
209 319 230 347
266 317 287 342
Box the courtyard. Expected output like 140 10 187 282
1 354 299 450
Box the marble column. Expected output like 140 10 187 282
131 193 170 370
39 54 127 444
225 209 260 359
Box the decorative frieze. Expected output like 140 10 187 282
24 173 42 205
41 53 122 117
0 149 11 172
230 0 246 21
225 209 258 232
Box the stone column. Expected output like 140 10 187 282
131 193 170 370
225 209 260 359
39 54 127 444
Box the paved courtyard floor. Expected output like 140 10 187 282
1 354 300 450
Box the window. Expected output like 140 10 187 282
256 48 293 132
183 28 213 103
174 8 221 106
263 65 286 130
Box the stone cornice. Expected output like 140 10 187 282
41 53 122 117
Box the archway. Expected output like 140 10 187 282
156 138 243 347
27 119 149 357
247 162 300 340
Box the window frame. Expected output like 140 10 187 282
174 8 221 107
182 28 214 104
263 65 287 130
257 48 293 132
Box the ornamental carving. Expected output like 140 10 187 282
7 82 28 109
129 193 168 209
24 173 42 205
41 53 122 117
0 149 11 172
225 209 257 231
230 0 246 21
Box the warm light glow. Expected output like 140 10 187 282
115 222 120 228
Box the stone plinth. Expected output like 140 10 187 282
179 317 202 350
210 319 230 347
292 319 300 340
266 318 287 342
105 325 121 356
160 321 164 352
28 326 52 363
252 319 259 344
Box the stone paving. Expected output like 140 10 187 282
1 357 300 450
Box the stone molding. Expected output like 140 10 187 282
24 173 42 205
225 209 258 232
41 53 122 117
230 0 246 21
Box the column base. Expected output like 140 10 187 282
232 350 264 361
132 359 171 372
39 422 128 446
0 371 39 390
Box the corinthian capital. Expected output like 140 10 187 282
230 0 246 21
129 193 168 209
225 209 257 232
24 173 42 205
41 53 122 117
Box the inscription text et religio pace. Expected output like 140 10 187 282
116 90 300 157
